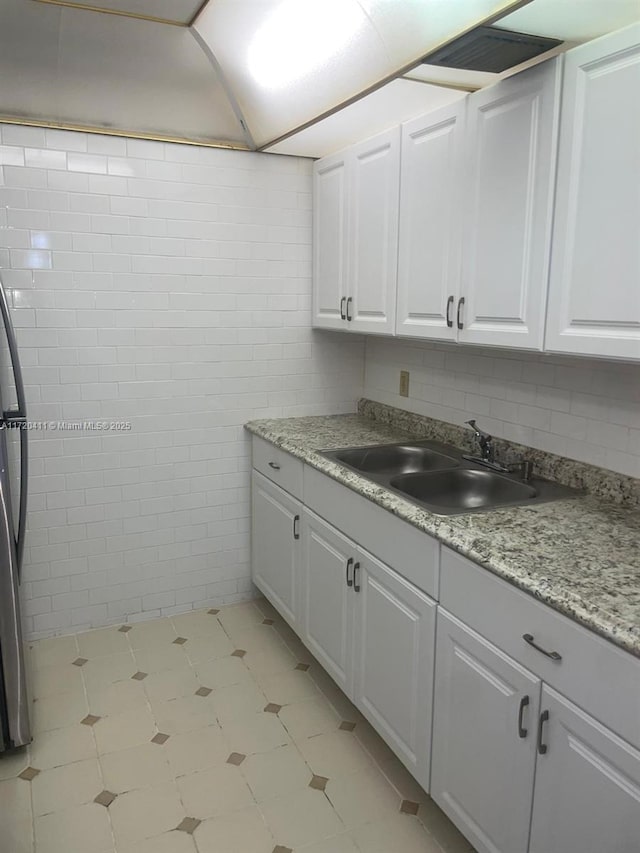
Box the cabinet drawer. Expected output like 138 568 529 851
440 546 640 750
252 436 303 501
304 464 439 599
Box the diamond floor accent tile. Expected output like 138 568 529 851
309 774 329 792
81 714 101 727
94 790 117 808
118 625 132 633
72 657 88 667
272 846 293 853
226 752 246 766
339 720 357 732
207 609 219 615
264 703 282 714
176 817 201 834
231 649 246 658
131 671 148 681
195 686 212 697
400 800 420 815
295 662 310 671
18 767 40 781
173 637 188 645
151 733 170 745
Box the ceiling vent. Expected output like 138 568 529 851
422 26 562 73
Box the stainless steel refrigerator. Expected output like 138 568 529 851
0 274 29 751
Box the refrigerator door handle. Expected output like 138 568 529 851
0 276 28 576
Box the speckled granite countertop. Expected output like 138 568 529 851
246 413 640 658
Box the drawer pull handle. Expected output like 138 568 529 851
537 709 549 754
340 296 346 320
268 462 281 470
517 695 529 739
523 633 562 662
456 296 465 330
446 295 454 328
353 561 361 592
346 557 353 587
346 297 353 322
293 514 300 540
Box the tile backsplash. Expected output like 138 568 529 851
0 123 364 639
364 338 640 478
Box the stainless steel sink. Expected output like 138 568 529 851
390 468 537 513
331 444 458 475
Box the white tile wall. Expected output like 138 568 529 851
364 338 640 478
0 124 365 640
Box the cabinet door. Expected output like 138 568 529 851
251 471 302 629
301 510 355 696
545 25 640 360
313 151 348 330
348 128 400 335
352 550 436 791
396 100 466 341
459 58 561 350
529 685 640 853
431 610 541 853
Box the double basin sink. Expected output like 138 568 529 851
321 440 579 515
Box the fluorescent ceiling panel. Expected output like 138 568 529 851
33 0 204 25
497 0 640 41
0 0 247 144
266 78 467 158
194 0 533 148
404 64 499 90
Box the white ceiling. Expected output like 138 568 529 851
1 0 639 157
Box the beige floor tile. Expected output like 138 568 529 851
119 831 197 853
32 687 89 733
209 681 267 726
129 618 177 650
0 747 30 781
378 755 429 806
278 696 341 743
195 655 252 690
176 763 253 819
224 622 286 653
418 797 476 853
110 781 185 847
241 743 311 803
297 731 374 781
100 742 173 793
77 626 131 659
0 814 33 853
260 786 344 850
133 643 190 675
34 801 113 853
29 723 97 770
194 804 275 853
216 602 263 632
170 609 228 640
297 833 361 853
87 677 148 717
0 777 32 823
82 652 138 690
151 695 219 735
183 632 234 665
93 706 156 755
29 635 78 669
143 669 200 704
351 719 397 767
32 757 103 816
164 725 229 777
244 637 299 679
351 813 444 853
30 662 84 700
258 669 319 705
325 766 402 829
221 711 291 756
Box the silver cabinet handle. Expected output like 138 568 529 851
268 462 281 470
456 296 465 330
353 561 360 592
537 709 549 754
518 695 529 739
340 296 346 320
446 295 454 328
346 297 353 322
523 634 562 662
346 557 353 588
293 514 300 540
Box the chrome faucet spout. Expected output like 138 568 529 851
464 419 494 462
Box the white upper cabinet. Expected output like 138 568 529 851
545 24 640 361
458 58 562 350
312 151 349 331
348 128 400 335
396 101 466 341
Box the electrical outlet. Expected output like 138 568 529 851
399 370 410 397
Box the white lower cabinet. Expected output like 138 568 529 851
352 550 436 791
431 609 541 853
251 471 302 629
529 686 640 853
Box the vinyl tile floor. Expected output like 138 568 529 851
0 599 476 853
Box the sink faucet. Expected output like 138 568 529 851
465 419 494 463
